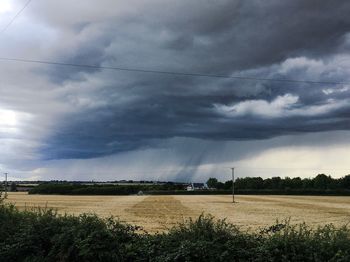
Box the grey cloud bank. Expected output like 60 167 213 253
1 0 350 180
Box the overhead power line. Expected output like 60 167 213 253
0 0 33 34
0 57 349 85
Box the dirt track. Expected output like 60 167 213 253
5 193 350 232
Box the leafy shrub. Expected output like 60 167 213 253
0 204 139 262
1 203 350 261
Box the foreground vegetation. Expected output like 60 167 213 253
1 201 350 261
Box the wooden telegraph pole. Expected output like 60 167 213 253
4 172 8 198
231 168 235 203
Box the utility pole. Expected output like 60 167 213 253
4 172 8 198
231 168 235 203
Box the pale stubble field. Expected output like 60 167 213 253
5 192 350 233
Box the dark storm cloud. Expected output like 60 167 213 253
17 0 350 159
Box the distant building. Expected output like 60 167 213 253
186 185 194 191
186 183 208 191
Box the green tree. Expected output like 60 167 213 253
313 174 333 189
340 175 350 189
291 177 303 189
206 177 218 188
224 180 233 190
216 182 225 190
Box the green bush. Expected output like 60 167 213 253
0 204 140 262
1 203 350 261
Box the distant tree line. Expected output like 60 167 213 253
207 174 350 195
29 182 186 195
29 174 350 196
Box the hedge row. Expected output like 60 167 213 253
1 202 350 261
28 183 185 195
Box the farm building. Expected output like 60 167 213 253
186 183 208 191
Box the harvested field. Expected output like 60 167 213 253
5 193 350 233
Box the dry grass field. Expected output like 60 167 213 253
5 192 350 233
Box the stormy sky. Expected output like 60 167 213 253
1 0 350 181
